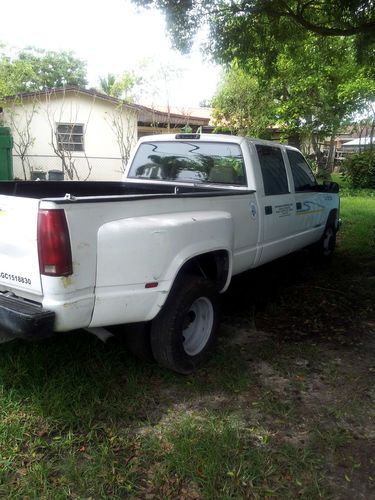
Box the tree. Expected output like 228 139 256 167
131 1 375 67
213 34 375 176
105 104 138 172
18 48 87 89
136 59 183 130
0 46 87 97
133 0 375 180
0 54 36 97
4 96 38 179
212 67 276 138
98 71 142 100
100 60 184 121
99 73 117 96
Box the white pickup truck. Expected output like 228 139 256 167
0 134 340 373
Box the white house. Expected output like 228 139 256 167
1 87 211 182
2 87 138 181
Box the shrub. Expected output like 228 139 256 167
343 149 375 188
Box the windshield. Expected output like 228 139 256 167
128 141 247 186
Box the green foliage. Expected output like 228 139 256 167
0 46 87 98
131 1 375 69
212 35 375 148
342 149 375 189
98 73 117 95
212 66 276 137
99 71 142 100
17 48 87 89
331 172 375 197
0 55 34 96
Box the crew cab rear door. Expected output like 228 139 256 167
255 144 296 265
0 196 42 296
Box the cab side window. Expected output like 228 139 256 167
256 145 289 196
287 150 317 191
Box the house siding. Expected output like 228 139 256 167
4 91 138 181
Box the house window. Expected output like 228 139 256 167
56 123 84 152
256 145 289 196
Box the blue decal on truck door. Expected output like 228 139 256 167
296 200 324 215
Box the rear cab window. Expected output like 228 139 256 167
256 145 289 195
128 141 247 186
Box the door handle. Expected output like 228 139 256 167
296 202 302 210
265 206 272 215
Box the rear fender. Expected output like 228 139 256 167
95 210 233 287
91 210 234 326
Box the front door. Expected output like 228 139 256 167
285 149 325 250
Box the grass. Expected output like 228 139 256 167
332 172 375 199
0 184 374 498
139 412 324 498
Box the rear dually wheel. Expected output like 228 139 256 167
150 275 219 374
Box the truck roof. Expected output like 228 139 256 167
137 133 299 151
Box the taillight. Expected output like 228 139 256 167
37 209 73 276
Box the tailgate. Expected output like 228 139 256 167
0 196 42 296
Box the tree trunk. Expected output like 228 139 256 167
325 133 336 177
370 115 375 151
311 133 325 178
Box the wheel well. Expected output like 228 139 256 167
327 209 338 227
175 250 230 291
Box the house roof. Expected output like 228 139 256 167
342 136 374 147
145 104 212 122
4 86 210 127
5 85 127 107
135 103 210 127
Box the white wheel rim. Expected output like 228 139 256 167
182 297 214 356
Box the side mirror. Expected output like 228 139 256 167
323 181 339 193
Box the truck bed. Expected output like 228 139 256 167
0 181 250 201
0 178 252 335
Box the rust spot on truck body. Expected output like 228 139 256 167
61 276 73 288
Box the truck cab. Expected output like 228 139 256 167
125 133 339 266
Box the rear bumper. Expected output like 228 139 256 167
0 293 55 340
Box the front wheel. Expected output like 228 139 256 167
312 218 337 259
150 276 220 374
321 224 336 257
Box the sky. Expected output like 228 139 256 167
1 0 220 107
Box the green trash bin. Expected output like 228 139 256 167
0 127 14 180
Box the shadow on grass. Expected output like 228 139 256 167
224 247 374 340
0 329 256 431
0 249 371 432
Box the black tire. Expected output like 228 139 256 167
312 217 337 259
150 275 220 374
111 322 154 362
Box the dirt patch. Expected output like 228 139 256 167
252 361 292 394
325 438 375 499
214 249 375 498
